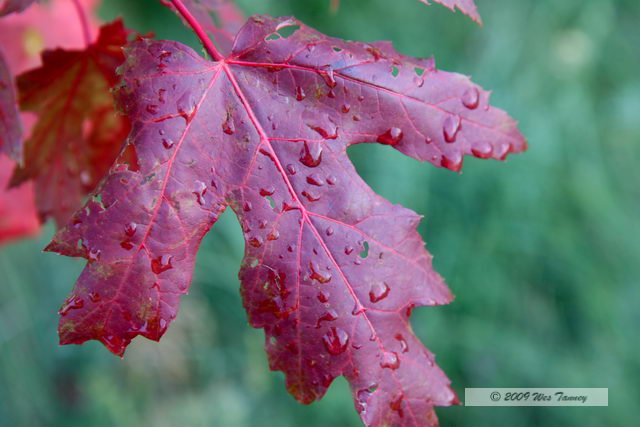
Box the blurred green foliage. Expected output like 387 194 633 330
1 0 639 426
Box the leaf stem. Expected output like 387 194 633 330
71 0 92 46
164 0 224 61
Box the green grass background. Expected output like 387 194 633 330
1 0 638 426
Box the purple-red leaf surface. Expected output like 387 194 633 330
0 50 22 162
48 15 525 426
0 0 36 16
422 0 481 24
11 20 131 227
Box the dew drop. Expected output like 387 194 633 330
357 95 364 102
286 164 297 175
325 227 334 236
390 394 404 418
222 117 235 135
124 222 137 237
88 248 101 262
243 201 252 212
151 255 173 274
443 115 461 143
322 327 349 355
295 86 306 101
377 127 403 146
146 104 159 114
249 236 263 248
306 174 324 186
380 351 400 369
326 175 337 185
461 87 480 110
59 295 84 315
287 244 295 252
341 104 351 113
162 138 174 149
301 190 320 202
267 230 280 241
322 67 337 88
344 246 354 255
309 262 332 283
352 302 366 315
495 141 510 160
471 141 493 158
176 92 196 120
395 333 409 353
89 292 101 303
317 291 329 303
309 125 338 140
441 152 463 172
369 282 390 303
260 186 275 196
413 76 424 87
315 309 338 328
193 180 207 205
299 141 323 167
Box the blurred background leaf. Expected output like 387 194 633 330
1 0 638 425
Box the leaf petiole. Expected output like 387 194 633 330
164 0 225 61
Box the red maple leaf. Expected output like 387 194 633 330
423 0 482 24
47 14 525 426
0 154 39 244
10 20 132 227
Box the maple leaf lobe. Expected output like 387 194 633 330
11 19 131 227
48 14 526 427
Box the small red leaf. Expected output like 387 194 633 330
11 20 131 227
48 15 526 426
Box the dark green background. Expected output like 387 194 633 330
1 0 638 426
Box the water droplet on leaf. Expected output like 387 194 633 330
380 351 400 369
295 86 306 101
377 127 403 145
59 295 84 315
299 141 323 167
323 327 349 355
443 115 461 143
461 87 480 110
369 282 390 303
316 309 338 328
151 255 173 274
